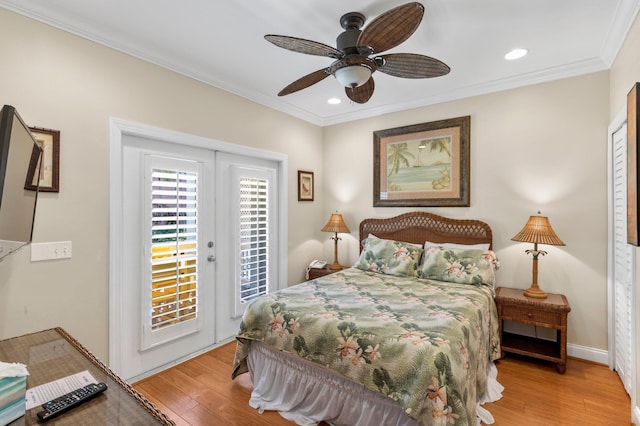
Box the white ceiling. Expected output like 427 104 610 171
0 0 637 126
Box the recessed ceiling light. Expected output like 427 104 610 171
505 48 528 60
327 97 341 105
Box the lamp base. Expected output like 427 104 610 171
328 262 344 271
523 286 548 299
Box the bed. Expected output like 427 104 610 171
232 212 503 426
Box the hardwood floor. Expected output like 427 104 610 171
133 342 632 426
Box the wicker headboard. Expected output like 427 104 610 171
359 211 493 250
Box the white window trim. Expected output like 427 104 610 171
108 117 288 375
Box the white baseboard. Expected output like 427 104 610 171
567 342 608 364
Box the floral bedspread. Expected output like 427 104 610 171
232 267 500 426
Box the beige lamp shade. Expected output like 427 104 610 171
511 214 565 246
321 212 350 271
321 213 350 234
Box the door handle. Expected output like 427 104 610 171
207 255 216 262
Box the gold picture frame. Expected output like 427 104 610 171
298 170 314 201
25 127 60 192
373 116 470 207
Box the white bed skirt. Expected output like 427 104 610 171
246 341 503 426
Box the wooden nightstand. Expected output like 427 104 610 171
307 266 339 280
495 287 571 373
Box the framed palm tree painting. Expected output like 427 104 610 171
373 116 470 207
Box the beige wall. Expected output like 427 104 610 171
0 9 326 360
0 6 619 369
610 11 640 419
323 71 610 352
610 12 640 119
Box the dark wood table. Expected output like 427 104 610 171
307 265 337 280
0 328 174 425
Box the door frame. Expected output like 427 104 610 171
108 118 288 379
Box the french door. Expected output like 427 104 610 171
117 135 216 381
215 152 278 342
109 120 286 382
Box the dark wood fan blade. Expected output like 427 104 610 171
278 68 331 96
377 53 450 78
345 77 375 103
357 2 424 54
265 35 343 58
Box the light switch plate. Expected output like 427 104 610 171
31 241 72 261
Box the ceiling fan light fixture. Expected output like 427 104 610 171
267 2 448 102
334 65 371 88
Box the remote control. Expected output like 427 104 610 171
36 382 108 422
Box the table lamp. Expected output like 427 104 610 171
321 212 350 271
511 212 565 299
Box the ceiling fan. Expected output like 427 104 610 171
265 2 450 104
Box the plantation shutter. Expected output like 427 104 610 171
239 178 269 299
142 155 203 350
232 166 273 317
150 168 198 329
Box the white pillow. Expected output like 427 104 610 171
424 241 491 250
367 233 422 248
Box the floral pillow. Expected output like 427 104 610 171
354 237 424 277
419 246 500 286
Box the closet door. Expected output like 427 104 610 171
611 120 634 395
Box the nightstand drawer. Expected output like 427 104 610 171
501 304 560 326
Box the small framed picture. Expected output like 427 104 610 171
25 127 60 192
298 170 314 201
